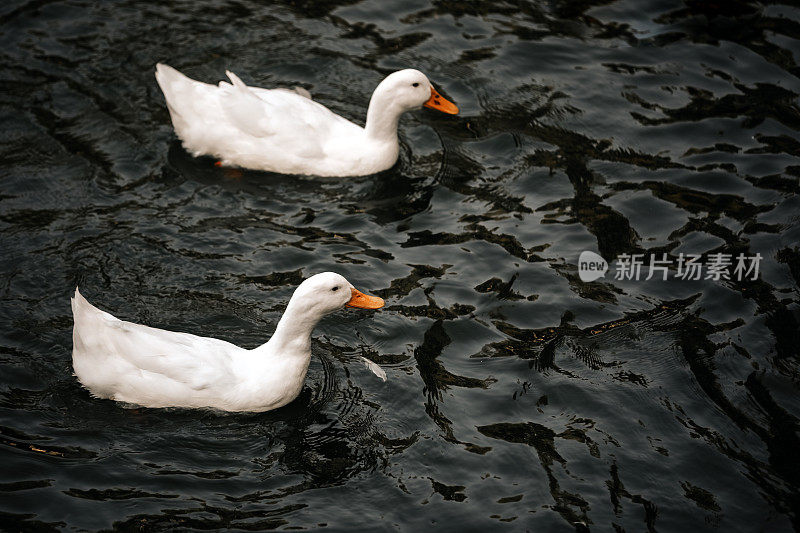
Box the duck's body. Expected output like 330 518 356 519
71 273 384 412
155 64 457 177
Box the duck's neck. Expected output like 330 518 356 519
364 93 403 143
258 299 321 357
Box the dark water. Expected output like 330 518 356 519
2 0 800 530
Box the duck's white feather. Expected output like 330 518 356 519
72 288 241 408
155 64 445 177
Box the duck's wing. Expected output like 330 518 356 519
286 86 312 100
71 289 237 395
218 71 355 158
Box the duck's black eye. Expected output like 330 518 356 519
331 286 340 292
412 82 419 87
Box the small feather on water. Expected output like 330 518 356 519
360 356 387 382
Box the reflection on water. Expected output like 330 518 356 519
1 0 799 530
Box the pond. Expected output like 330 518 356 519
1 0 799 530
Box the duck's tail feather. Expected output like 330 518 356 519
155 63 195 133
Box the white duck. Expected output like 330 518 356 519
155 64 458 176
71 272 384 412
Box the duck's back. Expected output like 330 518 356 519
71 289 240 408
155 64 372 175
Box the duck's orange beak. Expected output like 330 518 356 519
346 287 385 309
424 86 459 114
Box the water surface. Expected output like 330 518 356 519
1 0 799 530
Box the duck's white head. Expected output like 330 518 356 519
265 272 384 358
365 69 458 141
289 272 385 317
373 69 459 114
